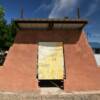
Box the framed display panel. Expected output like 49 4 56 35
38 42 64 80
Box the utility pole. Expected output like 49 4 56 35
20 0 24 18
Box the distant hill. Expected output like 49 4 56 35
89 42 100 48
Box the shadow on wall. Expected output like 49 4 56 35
14 29 82 44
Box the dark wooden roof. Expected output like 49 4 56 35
14 18 88 30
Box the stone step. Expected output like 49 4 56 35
0 91 100 100
40 87 65 95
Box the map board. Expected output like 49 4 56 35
38 42 64 80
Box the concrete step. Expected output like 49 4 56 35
40 87 65 95
0 91 100 100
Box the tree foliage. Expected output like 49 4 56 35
0 6 5 20
0 6 16 50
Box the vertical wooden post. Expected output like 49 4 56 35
20 8 24 18
77 7 80 19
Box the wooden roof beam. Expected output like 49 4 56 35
48 22 54 30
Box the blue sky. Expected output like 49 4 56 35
0 0 100 42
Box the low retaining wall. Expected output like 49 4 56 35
0 91 100 100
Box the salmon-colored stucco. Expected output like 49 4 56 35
0 29 100 92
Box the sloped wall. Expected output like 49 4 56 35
0 30 38 92
64 31 100 92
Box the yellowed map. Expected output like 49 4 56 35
38 42 64 80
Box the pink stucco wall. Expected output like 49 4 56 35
0 29 100 92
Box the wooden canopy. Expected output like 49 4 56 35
14 18 88 30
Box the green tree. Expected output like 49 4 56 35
0 5 17 65
0 6 16 50
0 6 5 20
4 21 17 49
0 6 7 50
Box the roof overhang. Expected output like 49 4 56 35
14 18 88 30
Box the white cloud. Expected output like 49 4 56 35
49 0 78 18
84 0 99 17
33 4 52 15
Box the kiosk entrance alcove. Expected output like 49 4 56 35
1 19 100 93
38 42 64 89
